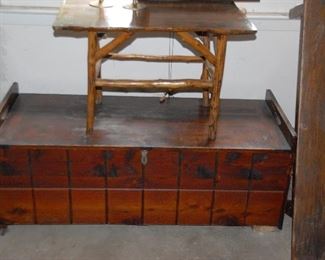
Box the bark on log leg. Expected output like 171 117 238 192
86 31 98 134
96 34 103 105
208 35 227 140
201 35 210 107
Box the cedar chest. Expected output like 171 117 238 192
0 84 295 228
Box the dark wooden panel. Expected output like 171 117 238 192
265 90 296 149
251 152 292 191
144 190 177 224
212 190 247 225
178 190 213 225
216 151 251 190
0 189 34 224
0 148 30 187
31 149 68 188
108 190 142 224
34 189 70 224
246 191 284 226
293 1 325 259
107 149 142 188
70 149 106 188
71 189 105 224
180 150 216 189
144 149 178 189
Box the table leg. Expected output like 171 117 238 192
96 65 103 105
201 35 210 107
86 31 98 134
96 33 103 105
209 35 227 140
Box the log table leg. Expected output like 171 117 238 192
86 31 98 134
87 32 133 134
209 35 227 140
201 35 210 107
96 33 103 105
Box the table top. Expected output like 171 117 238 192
53 0 257 34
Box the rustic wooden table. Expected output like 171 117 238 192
53 0 256 139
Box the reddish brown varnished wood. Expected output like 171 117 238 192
216 151 251 190
180 150 216 189
246 191 284 226
71 189 106 224
0 189 34 224
0 91 294 227
251 152 292 191
0 148 30 187
34 189 70 224
70 149 106 188
30 149 68 188
144 190 177 224
144 149 179 189
106 149 142 188
212 190 247 225
108 190 142 224
178 190 213 225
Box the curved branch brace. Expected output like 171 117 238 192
95 32 134 61
176 32 217 66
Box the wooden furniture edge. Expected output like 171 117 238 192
265 89 297 150
0 83 19 128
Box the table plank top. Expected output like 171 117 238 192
53 0 257 34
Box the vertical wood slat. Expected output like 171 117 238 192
34 189 70 224
108 190 142 224
209 35 227 140
180 150 216 189
0 148 30 187
106 149 142 188
71 189 106 224
0 189 34 224
251 152 292 191
246 191 285 226
178 190 213 225
70 149 106 188
212 190 247 226
216 151 252 190
30 149 68 188
293 1 325 259
144 190 177 225
144 149 179 189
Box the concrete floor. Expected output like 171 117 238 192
0 216 291 260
